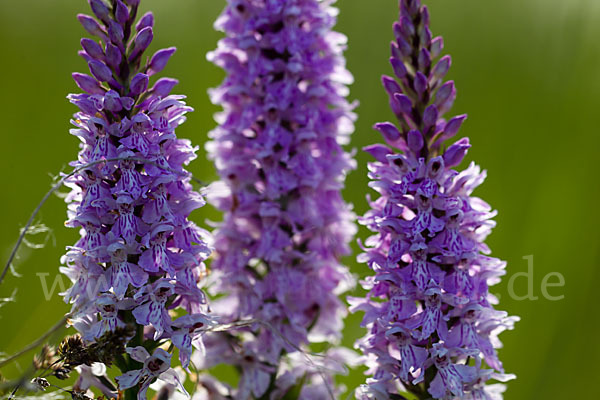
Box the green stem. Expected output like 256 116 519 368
124 386 138 400
114 321 147 399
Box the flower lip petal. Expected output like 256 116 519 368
126 346 151 363
158 369 188 397
115 369 143 390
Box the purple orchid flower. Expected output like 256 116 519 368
170 313 219 369
74 363 117 398
115 347 186 400
132 279 175 339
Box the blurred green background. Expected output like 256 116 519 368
1 0 599 398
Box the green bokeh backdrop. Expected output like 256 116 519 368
1 0 599 398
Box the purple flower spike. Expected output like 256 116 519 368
351 1 518 399
62 1 212 396
204 0 358 397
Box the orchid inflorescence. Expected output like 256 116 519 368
351 1 518 399
59 0 213 398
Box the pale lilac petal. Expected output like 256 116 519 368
115 369 143 390
159 369 189 397
126 346 151 362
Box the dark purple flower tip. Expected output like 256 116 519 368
77 14 106 39
364 144 393 163
81 38 104 60
152 78 179 97
406 0 421 16
72 72 104 95
104 90 123 112
78 50 93 63
89 0 110 24
434 81 456 108
421 5 431 27
390 41 402 60
398 16 415 38
108 20 125 45
393 93 413 114
115 0 130 26
423 104 439 129
126 0 140 7
129 26 153 62
382 75 401 97
390 58 407 79
88 60 113 82
396 35 412 58
136 11 154 32
129 73 149 96
419 27 433 48
148 47 177 76
418 48 431 71
433 55 451 80
407 129 424 152
374 122 401 142
414 72 428 97
443 137 471 167
431 36 444 58
419 26 432 48
392 21 403 41
105 43 122 69
442 114 467 140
